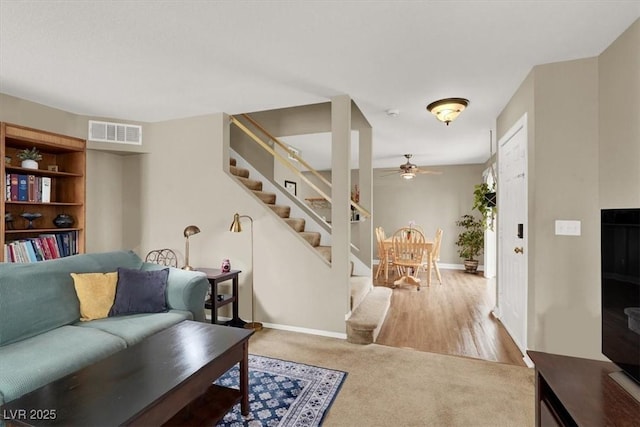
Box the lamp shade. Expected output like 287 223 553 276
426 98 469 125
182 225 200 271
183 225 201 237
229 213 242 233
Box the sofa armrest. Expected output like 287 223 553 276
141 263 209 322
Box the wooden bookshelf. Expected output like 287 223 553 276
1 123 86 262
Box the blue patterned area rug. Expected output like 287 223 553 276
214 355 347 427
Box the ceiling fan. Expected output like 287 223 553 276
380 154 443 180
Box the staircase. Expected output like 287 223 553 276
230 157 391 344
230 158 332 262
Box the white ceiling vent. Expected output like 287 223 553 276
88 120 142 145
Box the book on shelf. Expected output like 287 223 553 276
4 173 53 203
41 176 51 203
27 175 36 202
3 231 79 263
17 175 27 201
9 174 18 201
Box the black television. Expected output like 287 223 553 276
601 208 640 386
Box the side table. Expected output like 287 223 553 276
197 268 246 327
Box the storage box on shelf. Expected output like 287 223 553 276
1 122 86 262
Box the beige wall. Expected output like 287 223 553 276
599 19 640 208
496 19 639 360
135 113 349 333
373 163 485 265
533 57 600 358
0 93 134 253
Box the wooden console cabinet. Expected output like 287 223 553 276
528 351 640 426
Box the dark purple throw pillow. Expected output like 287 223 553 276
108 267 169 316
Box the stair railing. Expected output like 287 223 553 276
230 114 371 219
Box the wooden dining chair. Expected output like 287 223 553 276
375 227 393 282
374 227 385 279
431 228 443 284
412 225 425 237
391 227 426 290
420 228 443 284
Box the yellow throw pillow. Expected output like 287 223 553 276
71 272 118 321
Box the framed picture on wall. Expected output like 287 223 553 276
285 180 297 196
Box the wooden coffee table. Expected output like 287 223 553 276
1 321 253 426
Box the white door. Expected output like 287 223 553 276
497 114 528 355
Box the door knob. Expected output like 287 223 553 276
514 247 524 254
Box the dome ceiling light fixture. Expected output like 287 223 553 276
426 98 469 126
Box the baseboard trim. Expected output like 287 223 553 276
205 314 347 339
373 260 484 271
261 322 348 340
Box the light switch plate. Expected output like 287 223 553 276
555 220 581 236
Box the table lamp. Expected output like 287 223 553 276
182 225 201 270
230 213 263 331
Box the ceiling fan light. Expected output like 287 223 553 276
426 98 469 125
401 172 415 180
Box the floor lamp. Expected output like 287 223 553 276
229 213 263 331
182 225 201 270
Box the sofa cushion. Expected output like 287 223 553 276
0 250 143 346
109 267 169 316
71 272 118 321
141 263 209 322
74 311 191 346
0 326 127 405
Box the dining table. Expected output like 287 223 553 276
382 237 434 287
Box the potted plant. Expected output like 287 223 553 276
455 214 484 273
17 147 42 169
473 182 496 229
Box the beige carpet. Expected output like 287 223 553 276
249 328 535 427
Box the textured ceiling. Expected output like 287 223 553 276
1 1 638 169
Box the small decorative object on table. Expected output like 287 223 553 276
221 259 231 273
407 220 416 239
4 156 11 165
4 213 14 230
53 214 74 228
17 147 42 170
20 212 42 229
47 165 59 172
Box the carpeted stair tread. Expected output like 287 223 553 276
315 246 332 263
230 165 250 178
346 286 392 345
350 276 373 311
237 176 263 191
284 218 306 232
229 155 333 265
299 231 321 247
253 190 277 204
269 204 291 218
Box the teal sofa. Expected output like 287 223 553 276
0 250 209 407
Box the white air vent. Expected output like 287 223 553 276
88 120 142 145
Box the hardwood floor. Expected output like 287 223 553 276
374 268 526 367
